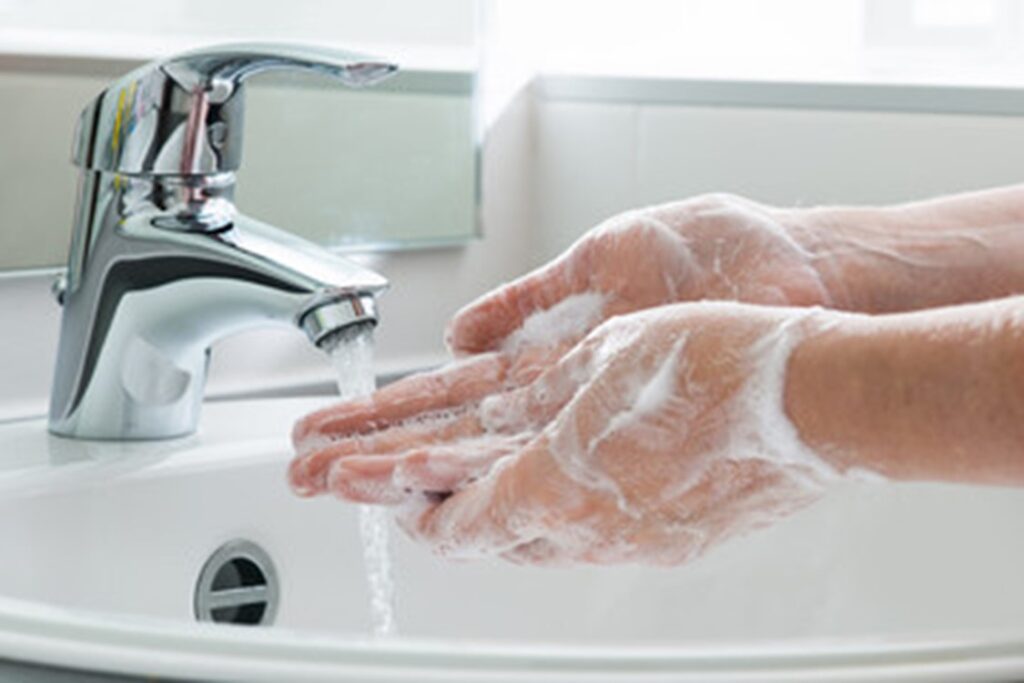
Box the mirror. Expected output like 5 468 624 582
237 69 477 251
0 0 479 271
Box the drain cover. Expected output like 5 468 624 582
194 539 279 626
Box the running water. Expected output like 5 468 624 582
325 324 397 637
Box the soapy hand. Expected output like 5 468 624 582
289 194 831 502
447 194 832 358
291 302 839 565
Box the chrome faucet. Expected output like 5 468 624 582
48 44 396 440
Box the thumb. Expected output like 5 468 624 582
445 256 588 355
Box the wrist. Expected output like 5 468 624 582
782 309 876 477
783 298 1024 485
718 305 850 487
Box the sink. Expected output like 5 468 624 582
2 398 1024 681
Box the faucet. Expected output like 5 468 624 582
48 44 396 440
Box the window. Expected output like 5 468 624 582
487 0 1024 86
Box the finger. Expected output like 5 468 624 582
291 344 574 497
500 538 571 567
577 526 705 567
445 251 591 355
292 344 572 456
289 437 366 497
289 410 485 497
502 342 573 386
479 341 597 433
407 458 525 558
409 440 563 559
392 439 527 492
326 436 528 504
292 353 510 452
322 455 408 505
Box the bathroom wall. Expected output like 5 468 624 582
529 83 1024 265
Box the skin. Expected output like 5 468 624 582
787 298 1024 485
445 193 832 358
290 186 1024 566
789 184 1024 314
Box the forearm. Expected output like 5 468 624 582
786 184 1024 313
785 297 1024 485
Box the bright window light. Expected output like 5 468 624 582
912 0 997 27
483 0 1024 86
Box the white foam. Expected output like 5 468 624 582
598 334 688 442
502 291 606 352
542 316 651 507
731 308 841 484
566 334 691 514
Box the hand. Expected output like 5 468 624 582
290 194 830 498
291 302 840 566
447 194 832 358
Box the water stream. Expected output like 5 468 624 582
326 324 397 637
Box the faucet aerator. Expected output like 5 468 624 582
299 295 379 350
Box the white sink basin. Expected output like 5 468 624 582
2 398 1024 681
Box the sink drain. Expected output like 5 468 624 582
194 539 279 626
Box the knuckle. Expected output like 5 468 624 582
691 191 741 211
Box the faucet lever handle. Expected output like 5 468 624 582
72 42 397 176
160 43 397 96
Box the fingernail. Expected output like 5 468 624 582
287 468 318 497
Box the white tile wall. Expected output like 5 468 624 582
636 105 1024 208
533 101 640 261
532 99 1024 262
